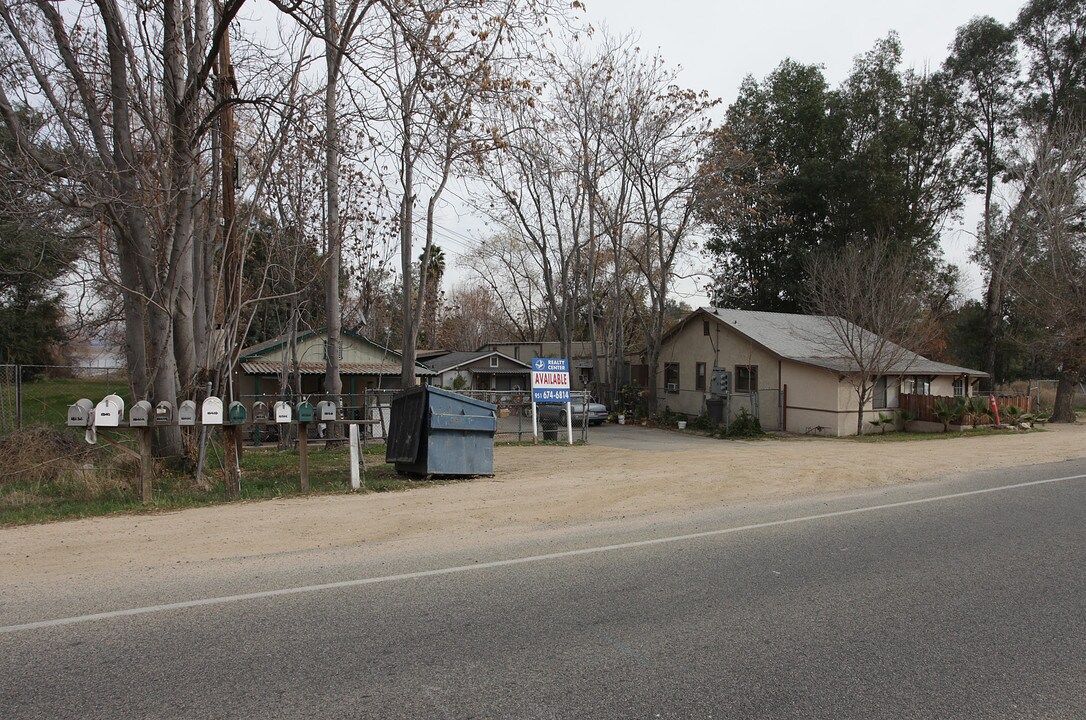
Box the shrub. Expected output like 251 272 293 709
720 407 764 438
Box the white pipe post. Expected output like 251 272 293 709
531 400 539 443
349 423 361 490
565 400 573 445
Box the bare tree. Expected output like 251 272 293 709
1011 118 1086 422
609 52 717 414
806 236 937 435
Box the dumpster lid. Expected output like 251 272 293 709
385 386 428 463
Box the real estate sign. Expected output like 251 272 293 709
531 358 571 403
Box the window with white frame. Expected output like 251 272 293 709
490 355 499 368
953 377 966 397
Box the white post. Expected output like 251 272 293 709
531 400 539 443
349 423 361 490
565 400 573 445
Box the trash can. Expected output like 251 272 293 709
386 386 497 476
706 397 724 425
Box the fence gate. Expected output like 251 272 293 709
0 364 19 435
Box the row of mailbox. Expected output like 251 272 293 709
67 396 340 428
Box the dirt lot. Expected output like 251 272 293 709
4 424 1086 584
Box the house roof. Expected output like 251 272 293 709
240 361 437 376
426 350 530 373
691 307 987 377
238 328 434 374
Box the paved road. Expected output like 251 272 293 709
2 460 1085 718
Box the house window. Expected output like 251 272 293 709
953 377 966 397
873 376 887 408
490 355 499 368
736 365 757 394
703 320 710 336
695 362 706 391
906 376 931 396
665 363 680 393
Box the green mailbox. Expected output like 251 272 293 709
296 400 315 423
228 401 247 425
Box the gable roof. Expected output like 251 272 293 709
427 350 530 373
238 327 435 375
687 307 987 377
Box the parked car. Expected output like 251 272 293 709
536 400 609 426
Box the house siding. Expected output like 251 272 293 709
656 316 781 426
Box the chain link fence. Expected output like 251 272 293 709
0 364 129 436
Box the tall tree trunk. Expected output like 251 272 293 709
1051 364 1080 423
323 0 343 410
400 155 417 388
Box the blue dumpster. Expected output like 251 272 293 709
386 386 497 476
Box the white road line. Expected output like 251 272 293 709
3 472 1083 635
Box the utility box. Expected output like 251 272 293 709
296 400 315 423
155 401 174 425
316 400 337 422
67 398 94 427
94 395 125 428
202 397 224 425
252 401 269 423
129 400 152 427
386 386 497 477
178 400 197 426
228 401 247 425
274 401 292 424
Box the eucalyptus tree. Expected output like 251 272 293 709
944 16 1019 383
0 0 251 462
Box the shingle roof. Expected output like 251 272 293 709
241 361 435 376
426 350 530 373
701 308 987 377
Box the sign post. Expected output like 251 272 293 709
531 358 572 445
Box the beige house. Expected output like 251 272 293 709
237 329 434 417
657 308 988 436
476 341 613 391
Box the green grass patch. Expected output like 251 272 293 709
18 375 131 428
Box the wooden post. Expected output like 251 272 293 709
139 427 153 504
299 422 310 493
223 425 240 500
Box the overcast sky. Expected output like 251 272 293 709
572 0 1030 303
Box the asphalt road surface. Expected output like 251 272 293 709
2 460 1085 719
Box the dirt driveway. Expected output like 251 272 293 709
4 424 1086 584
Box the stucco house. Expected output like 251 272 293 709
425 350 532 392
237 328 434 417
657 308 988 436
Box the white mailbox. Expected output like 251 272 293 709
129 400 153 427
274 400 292 424
94 395 125 427
316 400 338 421
178 400 197 426
201 396 224 425
67 398 94 427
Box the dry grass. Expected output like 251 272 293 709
0 427 134 501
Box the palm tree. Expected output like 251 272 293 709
419 244 446 346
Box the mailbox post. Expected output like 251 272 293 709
296 401 315 492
